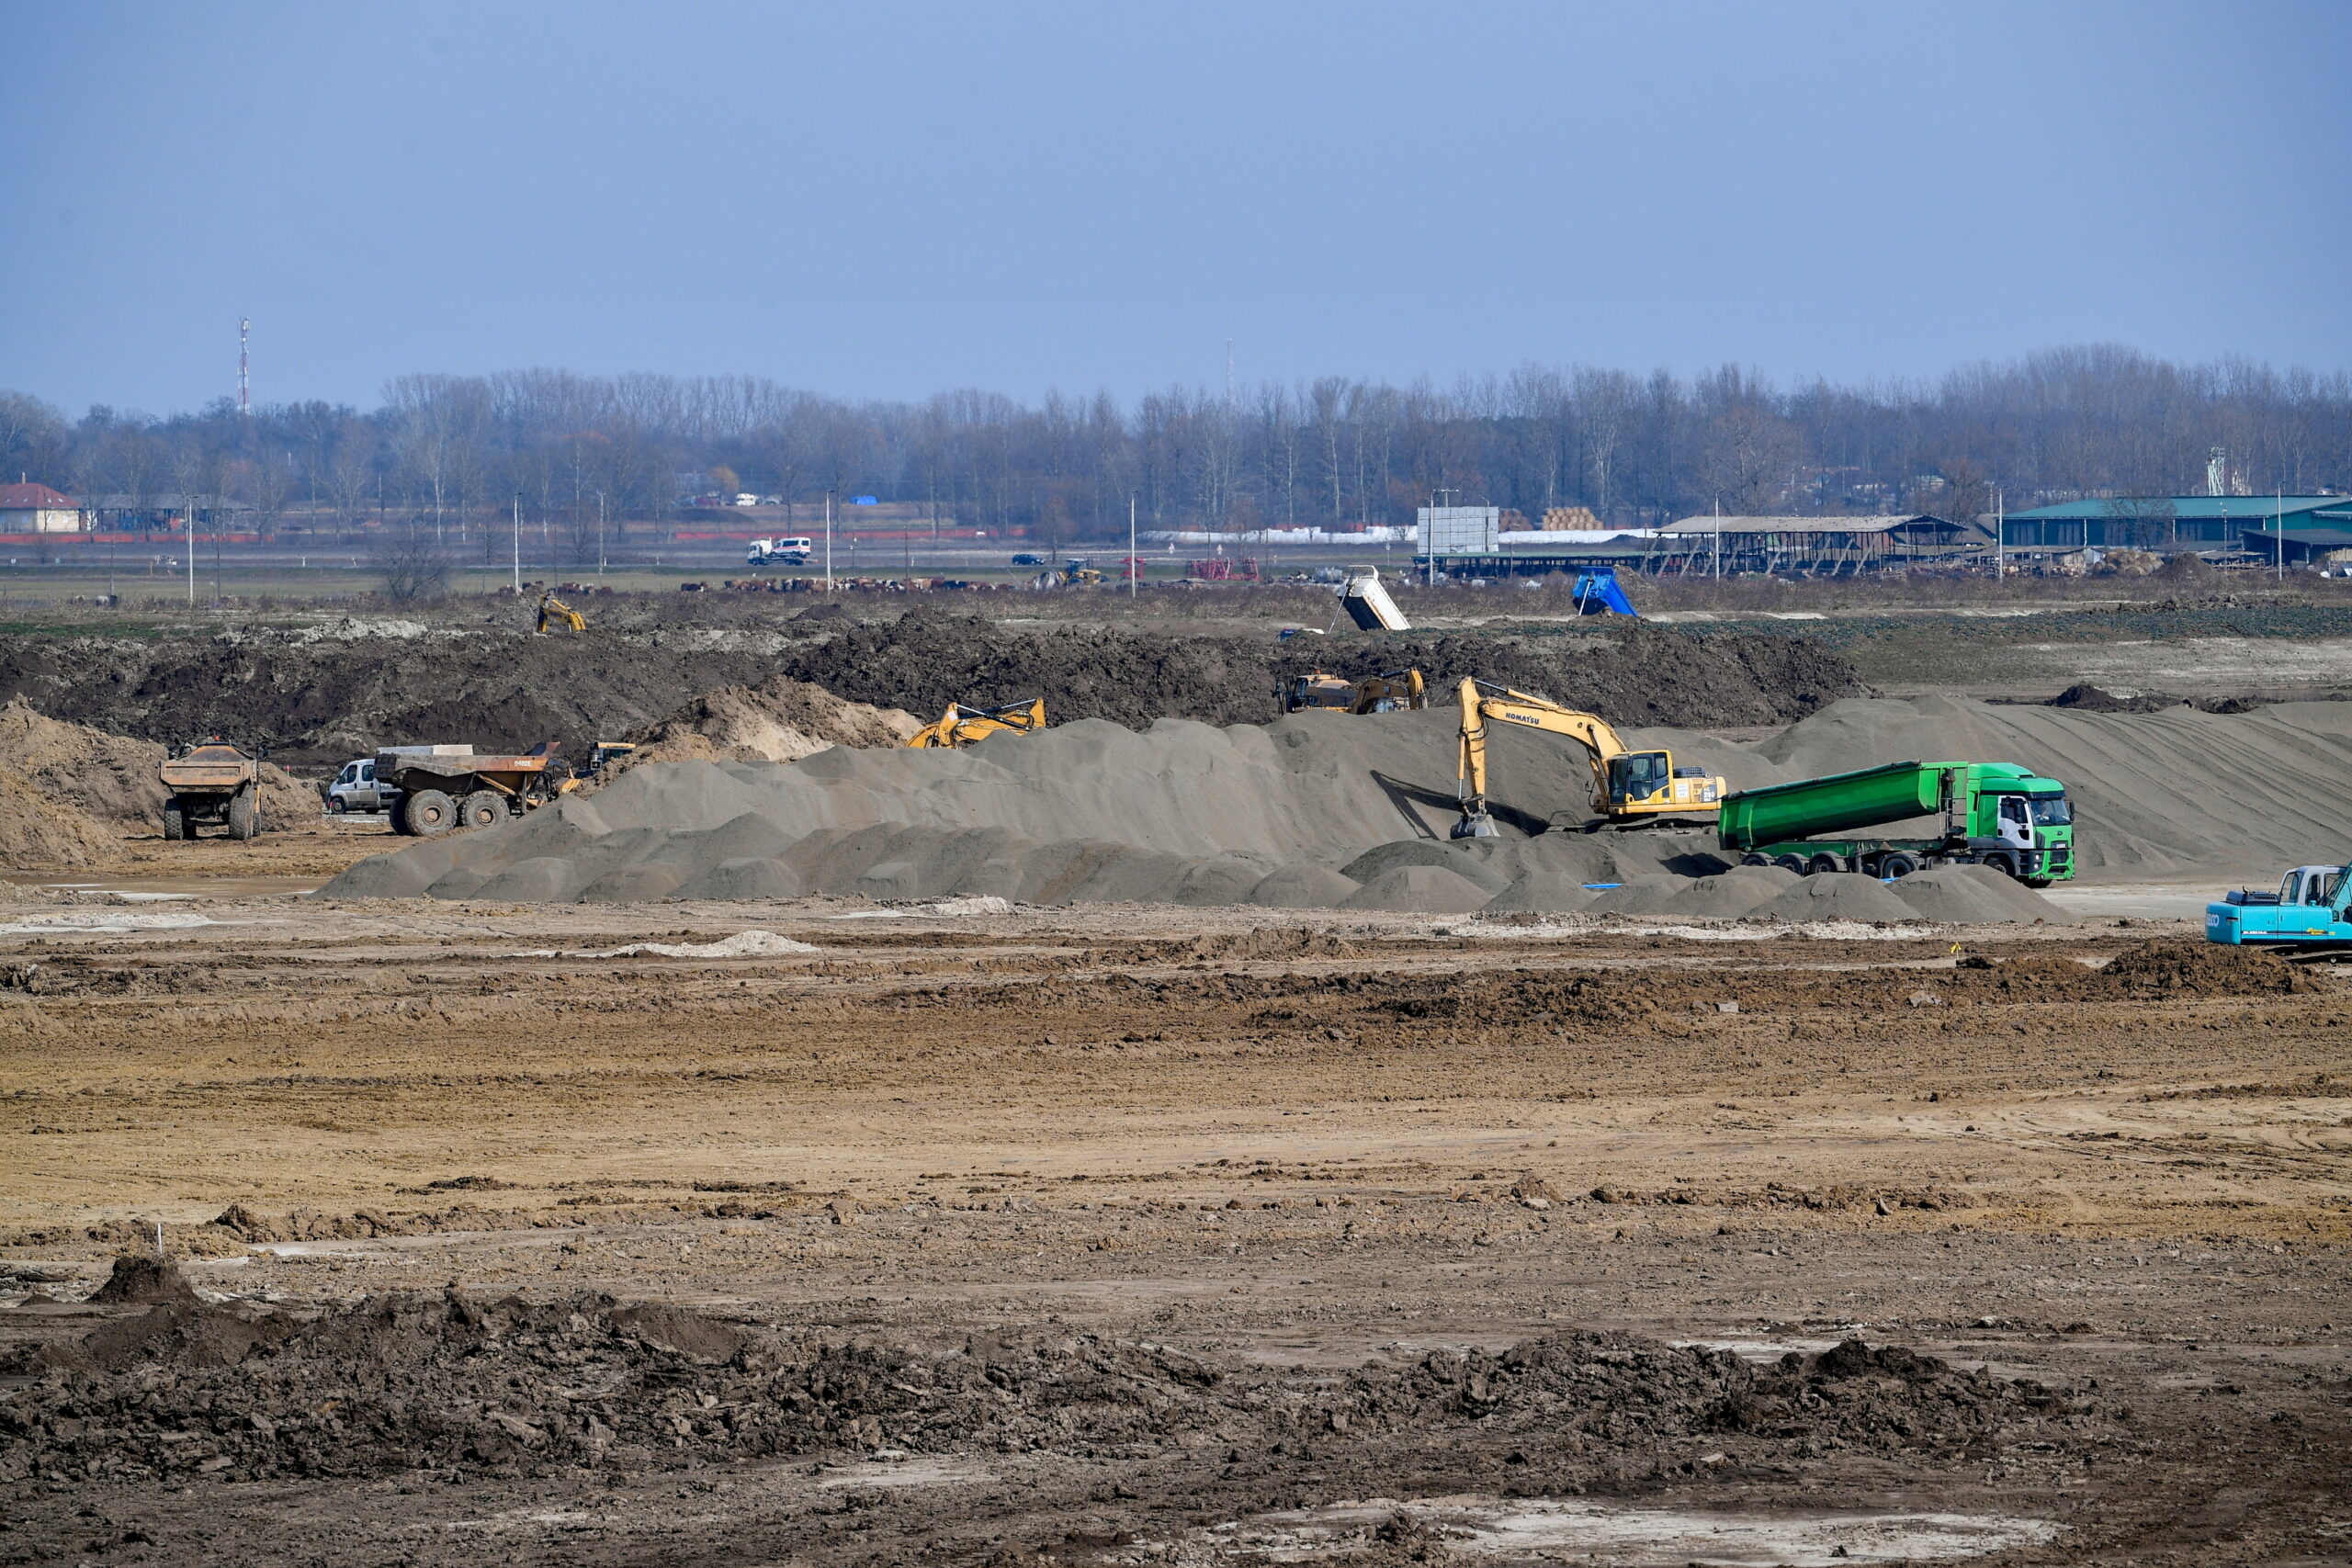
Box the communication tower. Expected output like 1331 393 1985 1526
239 318 250 415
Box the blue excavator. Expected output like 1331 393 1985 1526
2206 862 2352 950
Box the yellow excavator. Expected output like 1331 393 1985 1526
906 696 1047 749
1452 676 1725 837
535 591 587 635
1281 668 1428 715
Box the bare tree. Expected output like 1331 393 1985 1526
371 520 450 602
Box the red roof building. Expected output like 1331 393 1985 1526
0 482 90 534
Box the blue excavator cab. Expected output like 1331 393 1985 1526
2207 862 2352 947
1571 567 1636 616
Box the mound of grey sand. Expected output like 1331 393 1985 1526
1585 875 1686 915
1656 865 1799 918
1750 694 2352 878
1248 864 1363 908
618 675 920 769
1341 840 1511 894
1480 872 1599 912
1340 865 1495 913
319 694 2352 909
1749 872 1923 924
1890 863 2069 923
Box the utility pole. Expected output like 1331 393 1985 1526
595 491 606 579
186 499 195 607
512 493 522 593
1994 484 2005 581
2277 490 2285 581
1128 492 1137 599
1712 496 1722 582
824 490 834 592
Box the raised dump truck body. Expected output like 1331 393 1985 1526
1717 760 2074 885
158 740 263 841
374 744 568 837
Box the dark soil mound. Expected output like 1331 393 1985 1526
0 1292 2083 1486
2048 683 2180 713
2096 936 2317 997
780 612 1866 729
0 615 1866 764
85 1256 198 1305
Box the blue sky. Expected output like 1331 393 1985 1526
5 0 2347 415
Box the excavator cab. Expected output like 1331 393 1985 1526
1605 750 1674 807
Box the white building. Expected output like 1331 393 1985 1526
0 482 89 534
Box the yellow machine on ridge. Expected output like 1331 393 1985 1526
907 697 1048 749
1280 668 1427 715
1452 676 1725 837
535 592 586 635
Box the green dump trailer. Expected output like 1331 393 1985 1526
1716 761 2074 886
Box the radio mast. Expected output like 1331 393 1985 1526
238 318 250 414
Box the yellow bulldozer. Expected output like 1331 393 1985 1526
1452 676 1725 837
906 697 1047 749
1280 667 1427 715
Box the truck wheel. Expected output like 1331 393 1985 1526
1740 853 1770 867
457 790 504 830
1806 852 1845 876
1986 851 2022 881
228 792 258 841
2023 876 2054 890
1771 853 1806 874
1879 852 1920 879
327 795 345 815
403 789 456 837
162 796 187 841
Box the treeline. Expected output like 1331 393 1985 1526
2 344 2346 554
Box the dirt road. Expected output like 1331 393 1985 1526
1 890 2346 1564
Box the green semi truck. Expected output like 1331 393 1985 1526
1716 760 2074 886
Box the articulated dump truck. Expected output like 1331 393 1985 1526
1717 760 2074 886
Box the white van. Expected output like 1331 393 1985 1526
746 536 815 566
325 757 402 815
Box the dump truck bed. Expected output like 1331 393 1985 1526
159 744 258 792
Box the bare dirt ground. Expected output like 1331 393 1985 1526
1 886 2346 1566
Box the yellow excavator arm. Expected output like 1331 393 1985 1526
535 592 586 635
907 697 1047 750
1453 676 1724 838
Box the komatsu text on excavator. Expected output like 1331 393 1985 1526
1452 676 1725 837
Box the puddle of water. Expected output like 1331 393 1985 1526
26 876 331 898
815 1451 989 1490
1670 1337 1841 1361
1198 1496 2059 1564
0 910 223 935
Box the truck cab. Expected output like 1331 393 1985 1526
2207 862 2352 947
326 757 401 815
1966 777 2074 883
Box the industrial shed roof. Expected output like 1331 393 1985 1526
1657 513 1951 536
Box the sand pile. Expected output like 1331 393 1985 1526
1751 694 2352 878
617 675 921 770
321 694 2349 917
0 698 314 865
1886 863 2066 923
